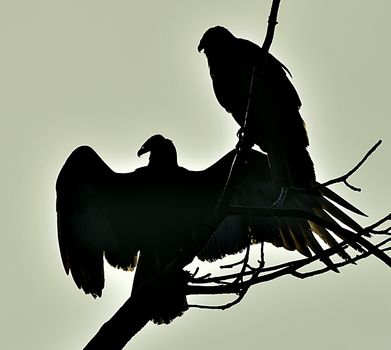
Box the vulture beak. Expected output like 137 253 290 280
137 145 147 158
197 41 204 53
137 134 167 157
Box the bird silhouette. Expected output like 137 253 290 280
57 134 237 324
57 135 193 323
198 26 315 204
56 134 366 327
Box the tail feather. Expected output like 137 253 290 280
198 148 368 272
151 269 189 325
312 208 364 253
309 220 352 261
319 186 367 216
318 197 364 233
287 219 313 257
300 224 339 272
278 218 297 251
132 255 189 325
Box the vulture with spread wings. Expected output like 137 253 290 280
56 135 365 325
198 26 315 196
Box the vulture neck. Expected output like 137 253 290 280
148 147 178 169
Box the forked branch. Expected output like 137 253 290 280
187 224 391 311
315 140 382 192
187 140 390 310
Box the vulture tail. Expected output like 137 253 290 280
150 269 189 325
132 258 189 325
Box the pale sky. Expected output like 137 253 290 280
1 1 390 349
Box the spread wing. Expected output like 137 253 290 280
56 146 141 297
198 150 366 268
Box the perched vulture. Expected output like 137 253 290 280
57 135 200 324
198 26 315 194
56 135 365 325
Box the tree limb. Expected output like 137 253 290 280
226 206 391 267
84 285 152 349
262 0 281 51
82 1 389 347
314 140 382 192
84 136 390 348
187 234 391 300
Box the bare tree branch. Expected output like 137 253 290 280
314 140 382 192
84 284 153 349
187 233 391 300
83 1 390 347
262 0 281 51
225 206 391 267
84 130 390 349
365 213 391 235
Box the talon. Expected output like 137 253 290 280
235 127 254 153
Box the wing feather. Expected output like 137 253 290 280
56 146 139 297
197 149 365 269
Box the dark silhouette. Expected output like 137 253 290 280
57 135 366 330
57 135 203 324
197 151 365 270
57 134 246 325
55 3 391 347
56 134 389 349
198 26 315 203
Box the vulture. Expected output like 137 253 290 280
56 134 366 326
198 26 315 200
57 135 198 324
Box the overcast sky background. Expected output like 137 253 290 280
1 1 390 349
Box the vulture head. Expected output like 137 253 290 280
198 26 235 54
137 134 178 167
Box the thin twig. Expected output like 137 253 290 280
189 289 248 311
189 226 391 290
226 206 391 267
314 140 382 192
292 240 391 279
188 235 391 300
262 0 281 52
259 242 265 267
189 210 391 287
364 213 391 234
220 244 250 270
